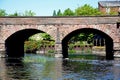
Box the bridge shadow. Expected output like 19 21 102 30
62 28 114 60
5 29 42 58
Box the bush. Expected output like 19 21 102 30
47 50 55 53
68 49 76 54
85 49 92 53
24 40 55 53
24 41 42 53
68 44 74 50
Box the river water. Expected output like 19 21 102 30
0 54 120 80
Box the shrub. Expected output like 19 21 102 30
24 41 42 53
68 49 76 54
68 44 74 50
47 50 55 53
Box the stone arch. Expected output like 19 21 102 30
2 25 56 42
60 24 119 43
5 28 53 58
62 28 114 60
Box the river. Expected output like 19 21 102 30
0 53 120 80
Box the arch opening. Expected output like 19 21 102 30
5 29 51 58
62 28 113 60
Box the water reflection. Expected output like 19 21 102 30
62 60 114 80
0 54 120 80
0 58 8 80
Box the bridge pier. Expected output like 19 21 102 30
55 43 63 58
113 42 120 57
54 26 63 58
0 43 6 57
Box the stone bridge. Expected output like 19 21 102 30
0 16 119 59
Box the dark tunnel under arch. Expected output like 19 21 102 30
62 28 114 60
5 29 45 58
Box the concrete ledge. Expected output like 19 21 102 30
55 54 63 58
114 55 120 58
0 49 6 58
36 51 46 54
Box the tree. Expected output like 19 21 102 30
22 10 36 16
8 10 36 16
53 10 57 16
69 33 94 44
8 11 22 16
29 33 52 41
53 4 102 16
0 9 7 16
41 33 51 41
57 9 62 16
63 8 75 16
75 4 102 16
87 33 94 44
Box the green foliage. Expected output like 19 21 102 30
109 11 118 15
75 4 102 16
54 4 102 16
29 33 53 41
47 50 55 57
85 48 92 53
57 9 63 16
87 33 94 44
8 10 36 16
53 10 57 16
24 33 55 53
24 41 41 53
68 49 76 54
22 10 36 16
69 33 94 44
47 50 55 53
68 44 74 50
63 8 75 16
74 41 86 46
8 12 22 16
49 41 55 46
29 33 42 41
41 33 51 40
0 9 7 16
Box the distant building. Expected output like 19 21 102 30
98 1 120 15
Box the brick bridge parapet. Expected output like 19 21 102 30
0 16 119 57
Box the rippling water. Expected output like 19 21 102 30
0 54 120 80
